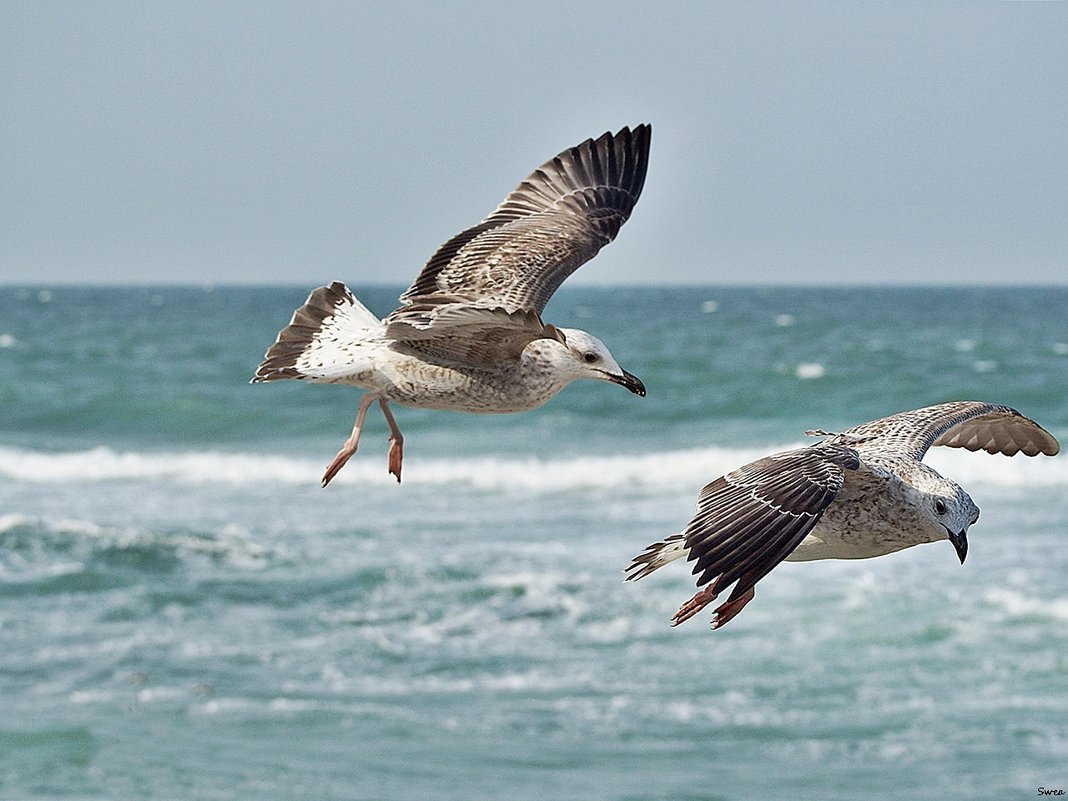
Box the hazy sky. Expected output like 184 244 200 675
3 1 1066 286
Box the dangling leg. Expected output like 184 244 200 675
377 398 404 483
671 584 719 626
709 587 755 630
321 394 377 488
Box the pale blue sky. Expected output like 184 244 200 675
2 1 1066 286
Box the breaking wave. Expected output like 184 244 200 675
0 443 1063 493
0 512 285 571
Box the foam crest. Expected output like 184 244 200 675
0 441 1063 493
0 446 318 486
0 512 282 568
405 446 776 492
923 447 1067 490
984 588 1068 622
0 444 771 493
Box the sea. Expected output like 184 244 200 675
1 284 1066 801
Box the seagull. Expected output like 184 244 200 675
253 125 650 486
625 401 1060 630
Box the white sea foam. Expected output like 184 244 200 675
923 446 1066 490
0 446 315 485
0 442 1063 492
984 588 1068 622
0 443 769 491
795 362 825 379
0 511 281 567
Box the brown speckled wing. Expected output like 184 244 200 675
393 125 650 315
682 444 860 603
841 401 1060 460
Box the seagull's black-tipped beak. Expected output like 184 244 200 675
948 529 969 564
609 369 646 397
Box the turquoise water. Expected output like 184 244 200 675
1 285 1067 800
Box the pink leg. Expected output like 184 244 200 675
321 394 376 488
671 585 719 627
709 587 755 630
377 399 404 483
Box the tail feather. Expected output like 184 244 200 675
251 282 381 383
624 533 688 581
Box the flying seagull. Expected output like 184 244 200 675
253 125 650 486
626 401 1059 630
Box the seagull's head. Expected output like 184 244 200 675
552 328 646 396
925 480 980 565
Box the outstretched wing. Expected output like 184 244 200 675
841 401 1060 461
384 126 649 367
682 444 860 601
398 124 649 313
383 125 650 363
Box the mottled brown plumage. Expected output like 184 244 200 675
253 126 651 486
627 402 1059 630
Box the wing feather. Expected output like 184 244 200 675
681 445 860 599
381 125 650 366
841 401 1060 460
395 125 650 315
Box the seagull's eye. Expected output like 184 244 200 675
934 500 948 516
583 352 599 364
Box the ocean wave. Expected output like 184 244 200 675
0 512 285 570
0 443 768 491
983 588 1068 623
0 443 1063 493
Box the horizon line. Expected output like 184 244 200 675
3 279 1068 290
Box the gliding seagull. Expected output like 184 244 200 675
626 401 1059 630
253 125 650 486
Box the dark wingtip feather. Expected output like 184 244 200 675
398 125 652 308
